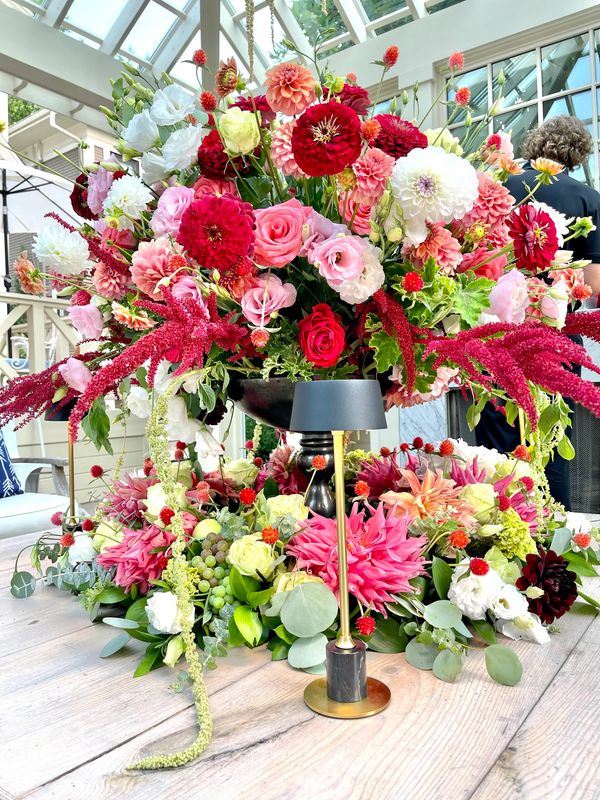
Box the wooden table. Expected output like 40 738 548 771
1 532 600 800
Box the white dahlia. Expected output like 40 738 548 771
102 174 153 230
33 218 92 275
391 146 479 245
338 241 385 304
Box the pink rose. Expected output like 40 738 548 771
338 196 372 235
241 274 297 325
309 233 366 288
171 275 206 309
151 185 195 237
193 177 238 198
58 357 92 394
489 269 529 323
539 276 569 328
68 304 104 339
254 198 309 268
457 247 507 281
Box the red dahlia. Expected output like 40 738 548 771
373 115 428 160
573 532 591 548
239 487 257 505
521 476 534 492
448 51 465 71
250 328 270 348
336 83 371 117
513 444 530 462
454 87 471 106
233 94 276 126
177 194 255 271
197 128 255 179
507 204 559 273
356 616 376 636
291 101 362 177
516 547 577 624
70 289 92 306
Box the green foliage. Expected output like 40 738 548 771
423 600 462 629
99 632 130 658
10 571 36 599
287 633 327 669
81 396 113 454
364 617 407 653
404 638 439 670
432 557 453 600
245 417 278 461
8 96 40 125
233 606 263 646
432 650 463 683
454 274 493 327
280 583 338 638
485 644 523 686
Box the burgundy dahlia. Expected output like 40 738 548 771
291 101 362 177
233 94 275 126
336 83 371 117
70 173 96 220
373 115 428 160
177 194 255 270
507 204 559 273
516 547 578 624
197 128 256 179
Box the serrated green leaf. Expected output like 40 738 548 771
99 632 130 658
432 650 463 682
432 557 453 599
538 403 561 433
485 644 522 686
369 330 401 373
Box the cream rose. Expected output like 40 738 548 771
273 570 324 593
146 591 194 634
219 107 260 155
144 482 187 519
228 534 274 580
459 483 496 524
266 494 309 521
222 458 259 487
92 519 124 552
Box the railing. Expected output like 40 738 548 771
0 292 77 381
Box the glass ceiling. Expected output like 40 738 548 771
8 0 466 89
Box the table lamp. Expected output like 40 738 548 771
290 379 391 719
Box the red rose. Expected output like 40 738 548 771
298 304 345 368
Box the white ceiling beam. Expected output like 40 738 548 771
43 0 75 28
100 0 148 56
406 0 426 19
332 0 370 43
200 0 220 74
272 0 312 61
365 7 411 34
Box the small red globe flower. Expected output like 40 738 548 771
174 449 185 462
573 532 592 548
454 86 471 106
60 532 75 548
261 526 279 545
176 441 187 451
239 487 257 505
497 494 511 512
449 529 469 549
355 616 376 636
402 271 424 292
159 507 176 526
51 511 64 527
448 51 465 71
346 72 357 83
424 443 435 454
486 133 502 150
90 465 104 479
245 439 254 449
400 442 409 452
250 328 270 348
383 45 399 68
81 519 95 532
143 458 154 476
439 439 454 457
354 480 370 497
412 436 424 449
470 558 489 576
521 476 534 492
253 457 263 467
379 447 391 458
360 118 381 142
192 48 207 67
311 455 327 471
200 90 217 112
513 444 531 462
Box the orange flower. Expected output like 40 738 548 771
265 61 316 117
497 154 524 176
531 157 564 177
381 468 475 526
14 251 44 295
112 302 157 331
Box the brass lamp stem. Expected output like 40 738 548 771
332 430 353 649
518 408 526 447
67 429 76 526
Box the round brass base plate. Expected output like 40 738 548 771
304 677 391 719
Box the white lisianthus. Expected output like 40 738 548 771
496 613 550 644
550 249 574 268
273 570 324 593
102 174 153 230
141 151 170 184
195 428 224 472
337 242 385 304
228 534 275 580
33 219 92 275
146 591 194 634
67 533 97 565
447 560 503 620
92 519 124 552
162 126 203 171
450 438 508 480
266 494 309 521
391 146 479 245
565 511 592 535
126 385 152 419
122 110 159 152
150 85 196 126
219 107 261 155
222 458 259 487
152 359 173 395
488 583 529 620
459 483 496 523
424 128 463 156
144 481 187 518
532 201 571 247
165 396 202 443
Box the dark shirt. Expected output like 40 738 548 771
506 162 600 262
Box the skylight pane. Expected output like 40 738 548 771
122 1 177 61
242 6 286 66
361 0 407 21
65 0 127 38
62 28 102 49
170 39 203 88
288 0 346 45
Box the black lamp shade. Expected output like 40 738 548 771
290 379 387 433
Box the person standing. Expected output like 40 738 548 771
475 116 600 508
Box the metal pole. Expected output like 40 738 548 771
332 429 353 649
67 428 76 526
1 168 13 359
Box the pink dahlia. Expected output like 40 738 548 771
402 223 462 274
97 523 175 594
91 261 130 300
255 444 306 494
356 454 402 499
288 504 428 615
456 172 514 232
271 121 306 179
192 176 238 198
336 83 371 117
177 194 255 270
130 237 182 297
105 472 159 525
352 147 394 205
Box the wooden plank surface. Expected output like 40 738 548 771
0 532 598 800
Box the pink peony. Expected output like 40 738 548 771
489 268 529 323
67 303 104 340
105 472 159 525
58 357 92 394
254 198 309 268
457 247 507 281
338 195 372 236
192 176 238 198
131 237 181 297
97 524 175 594
352 147 394 205
92 261 130 300
300 210 348 258
150 185 195 237
402 224 463 275
270 120 306 179
288 503 428 615
240 273 297 326
309 233 366 288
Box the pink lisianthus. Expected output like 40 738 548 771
351 147 394 205
171 275 206 308
254 198 309 268
338 195 372 236
240 273 297 326
309 233 366 288
457 246 507 281
401 223 462 275
150 185 195 237
97 524 175 594
67 303 104 340
131 237 182 297
287 503 428 615
489 268 529 323
57 357 92 394
192 176 238 198
300 210 349 258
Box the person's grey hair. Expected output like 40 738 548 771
521 115 592 170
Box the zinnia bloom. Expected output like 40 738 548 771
288 503 428 615
265 61 316 116
97 524 175 594
507 204 559 273
291 101 362 177
373 115 428 160
516 547 578 624
177 194 255 270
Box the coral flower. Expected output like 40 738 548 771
530 157 564 178
381 468 475 526
14 251 44 295
112 302 157 331
287 503 428 615
457 171 514 232
92 261 130 300
130 237 181 297
270 120 306 179
401 223 462 274
215 57 239 98
97 524 175 594
265 61 316 116
291 101 362 177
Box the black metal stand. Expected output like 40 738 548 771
296 431 335 517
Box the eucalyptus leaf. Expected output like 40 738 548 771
404 638 439 670
288 633 328 669
10 571 36 599
550 527 572 555
280 583 338 638
485 644 523 686
264 590 290 617
266 639 290 661
423 600 462 630
99 632 130 658
102 617 139 629
303 661 326 675
432 650 463 682
452 619 472 639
